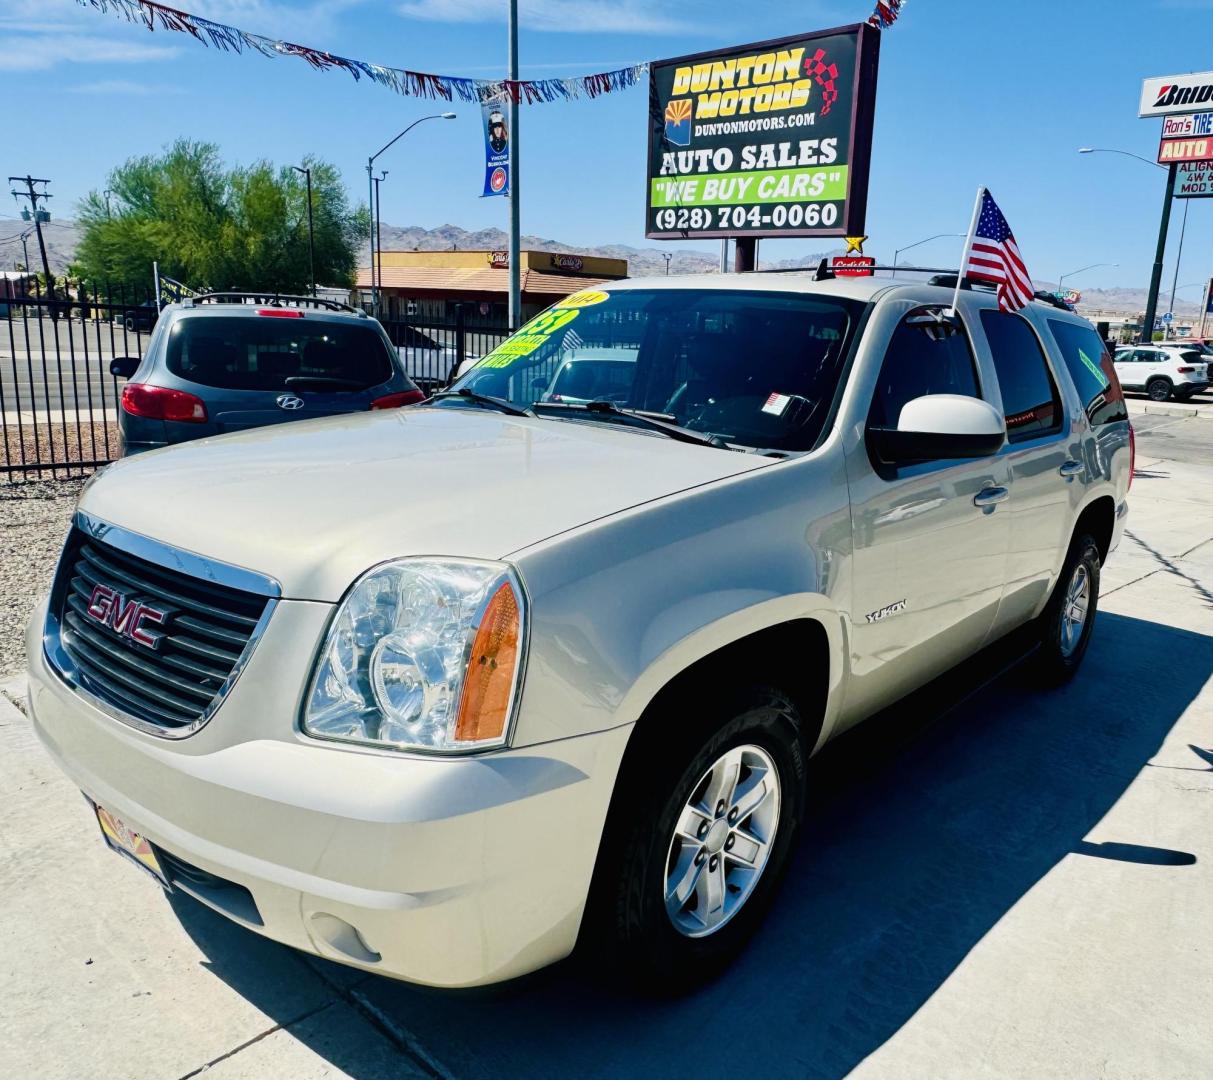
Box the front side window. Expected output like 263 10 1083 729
1046 318 1127 426
453 288 866 452
980 310 1062 441
167 316 394 392
867 307 981 430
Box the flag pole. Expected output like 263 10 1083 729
951 186 985 316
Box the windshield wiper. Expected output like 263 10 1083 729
532 399 732 449
428 387 535 417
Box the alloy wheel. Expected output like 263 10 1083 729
663 743 781 938
1059 563 1091 657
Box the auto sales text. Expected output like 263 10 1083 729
659 138 838 176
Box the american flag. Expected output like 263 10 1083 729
965 189 1034 311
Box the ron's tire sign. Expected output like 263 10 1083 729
646 24 880 240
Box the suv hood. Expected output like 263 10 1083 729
83 407 771 601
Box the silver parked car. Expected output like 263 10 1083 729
27 274 1131 991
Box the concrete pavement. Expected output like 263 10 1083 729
2 416 1212 1079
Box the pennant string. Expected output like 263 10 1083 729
78 0 908 106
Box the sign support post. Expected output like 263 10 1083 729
1142 164 1177 343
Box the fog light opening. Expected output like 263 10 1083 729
308 912 381 964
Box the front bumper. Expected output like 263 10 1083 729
26 596 631 987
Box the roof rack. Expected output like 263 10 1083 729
188 291 363 315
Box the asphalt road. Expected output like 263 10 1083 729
2 417 1212 1080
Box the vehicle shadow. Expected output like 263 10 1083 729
168 611 1211 1080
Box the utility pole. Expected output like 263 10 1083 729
507 0 521 329
662 253 672 276
9 176 55 303
292 165 316 296
1141 164 1176 344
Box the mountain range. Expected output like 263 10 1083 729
5 218 1196 316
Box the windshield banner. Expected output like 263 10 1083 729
646 25 879 240
482 100 510 197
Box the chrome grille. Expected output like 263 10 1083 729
46 515 277 736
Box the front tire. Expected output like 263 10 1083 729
585 686 808 992
1033 534 1100 684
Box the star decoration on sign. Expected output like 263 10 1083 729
844 236 868 254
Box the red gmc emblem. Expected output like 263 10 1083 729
85 583 169 650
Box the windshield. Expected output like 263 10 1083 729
166 316 393 393
450 288 865 452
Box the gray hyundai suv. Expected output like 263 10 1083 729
110 292 424 454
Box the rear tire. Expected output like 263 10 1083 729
1147 378 1172 402
584 685 808 993
1033 534 1100 685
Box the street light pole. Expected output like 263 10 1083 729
662 253 672 276
507 0 521 330
291 165 315 296
891 232 965 278
366 112 456 314
373 171 387 309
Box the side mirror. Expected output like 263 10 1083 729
109 356 140 379
531 377 549 394
868 394 1005 466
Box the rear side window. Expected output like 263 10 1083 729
166 316 393 393
980 310 1062 441
1046 319 1128 426
868 309 981 429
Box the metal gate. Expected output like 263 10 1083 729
1 281 156 481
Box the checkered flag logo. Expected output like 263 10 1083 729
804 49 840 116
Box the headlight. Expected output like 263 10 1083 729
304 558 526 753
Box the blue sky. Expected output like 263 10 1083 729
1 0 1210 293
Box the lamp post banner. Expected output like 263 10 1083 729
645 24 879 240
481 100 510 197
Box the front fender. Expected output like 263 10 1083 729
506 451 853 751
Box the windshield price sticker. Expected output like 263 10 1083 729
646 25 880 241
479 307 583 368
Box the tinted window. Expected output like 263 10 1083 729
456 289 865 452
980 310 1061 441
1047 319 1128 426
868 309 980 429
167 316 393 392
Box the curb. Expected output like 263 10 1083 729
1127 400 1213 420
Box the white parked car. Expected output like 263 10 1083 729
1113 344 1209 401
27 274 1132 991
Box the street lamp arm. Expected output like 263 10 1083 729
1058 261 1118 289
893 232 966 261
1077 147 1166 171
369 113 457 166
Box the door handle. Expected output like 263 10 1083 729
1059 460 1085 478
973 486 1010 508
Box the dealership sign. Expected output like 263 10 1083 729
1176 160 1213 199
645 24 880 240
1140 70 1213 118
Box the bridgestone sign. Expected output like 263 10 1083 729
1139 70 1213 118
645 25 880 240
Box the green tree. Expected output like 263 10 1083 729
75 140 367 293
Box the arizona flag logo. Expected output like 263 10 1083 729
664 99 692 146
